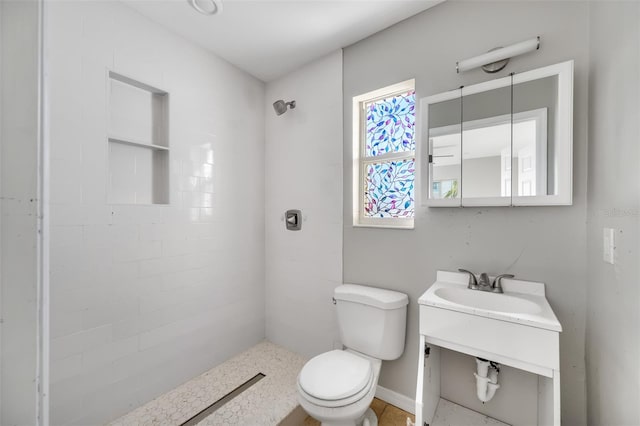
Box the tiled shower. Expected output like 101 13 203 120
47 2 265 424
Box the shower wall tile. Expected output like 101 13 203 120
47 1 265 425
51 310 84 339
264 51 343 359
112 241 162 263
50 225 83 248
51 354 83 383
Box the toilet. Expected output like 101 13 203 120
297 284 409 426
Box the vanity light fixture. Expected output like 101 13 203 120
456 36 540 73
188 0 223 16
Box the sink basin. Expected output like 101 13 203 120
419 270 562 332
433 287 542 315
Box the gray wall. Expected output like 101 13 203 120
433 157 504 198
265 51 344 359
343 2 589 425
1 0 41 424
462 156 502 199
586 2 640 425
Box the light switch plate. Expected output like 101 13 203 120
603 228 615 264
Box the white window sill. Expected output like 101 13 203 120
352 222 414 230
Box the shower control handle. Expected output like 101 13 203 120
285 209 302 231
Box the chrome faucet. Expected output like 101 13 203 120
458 268 478 289
458 269 514 294
491 273 515 294
479 272 491 287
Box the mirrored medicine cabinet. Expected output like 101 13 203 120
420 60 573 207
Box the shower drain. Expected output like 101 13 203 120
180 373 266 426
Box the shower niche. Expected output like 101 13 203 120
107 71 169 205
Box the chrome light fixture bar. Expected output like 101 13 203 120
456 36 540 74
188 0 223 16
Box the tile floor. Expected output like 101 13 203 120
109 340 508 426
108 341 306 426
430 399 509 426
303 398 414 426
303 398 509 426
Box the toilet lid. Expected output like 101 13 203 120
298 350 372 401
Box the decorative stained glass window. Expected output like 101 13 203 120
364 159 415 218
365 91 416 157
354 81 416 226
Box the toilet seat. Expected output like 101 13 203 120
298 350 374 408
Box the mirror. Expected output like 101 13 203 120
462 85 511 203
422 60 573 207
428 96 461 202
512 75 557 197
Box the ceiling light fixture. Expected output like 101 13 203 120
456 36 540 74
188 0 223 16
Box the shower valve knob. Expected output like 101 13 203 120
285 209 301 231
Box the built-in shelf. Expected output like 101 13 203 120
107 71 169 205
108 136 170 151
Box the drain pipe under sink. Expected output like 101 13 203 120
473 358 500 403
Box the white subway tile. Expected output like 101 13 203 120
51 204 113 227
138 310 212 350
82 336 139 372
51 310 84 339
112 241 161 263
82 297 139 330
51 354 83 383
51 225 83 248
50 158 83 205
177 175 200 192
81 324 113 351
51 332 84 361
48 2 266 424
160 238 198 257
110 205 163 225
83 223 140 247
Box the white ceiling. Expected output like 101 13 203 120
121 0 442 82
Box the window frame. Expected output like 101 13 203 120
352 79 416 229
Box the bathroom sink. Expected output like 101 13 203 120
416 271 563 426
433 286 541 315
420 270 561 331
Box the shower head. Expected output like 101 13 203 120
273 99 296 116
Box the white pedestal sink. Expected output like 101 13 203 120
415 270 562 426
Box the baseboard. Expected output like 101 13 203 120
375 385 415 415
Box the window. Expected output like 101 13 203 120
432 179 458 199
352 80 416 228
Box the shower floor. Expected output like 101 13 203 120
108 341 307 426
108 341 509 426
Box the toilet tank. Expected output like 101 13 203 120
334 284 409 360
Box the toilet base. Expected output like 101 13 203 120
360 408 378 426
320 408 378 426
